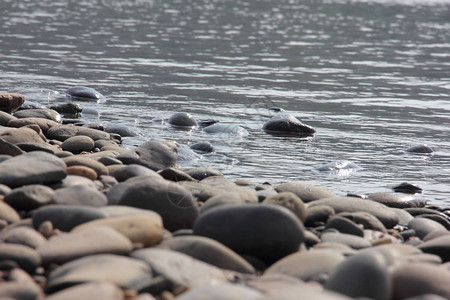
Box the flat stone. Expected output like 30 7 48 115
61 136 95 154
54 185 107 207
160 235 255 273
131 248 231 291
0 226 46 249
393 208 414 226
337 211 387 233
0 201 21 223
110 164 161 182
4 184 56 211
263 114 315 137
265 249 345 284
263 192 307 223
175 282 261 300
46 124 110 141
0 92 25 113
32 204 107 232
417 235 450 262
392 262 450 299
0 137 24 156
45 281 124 300
325 216 364 237
0 151 67 188
408 217 447 240
320 232 371 249
158 167 196 182
193 204 305 265
305 205 335 227
368 192 426 208
325 251 390 300
14 108 61 123
0 127 46 144
183 167 223 180
62 156 109 177
307 196 399 228
38 226 133 265
46 254 152 294
16 142 59 154
7 117 60 134
104 124 140 137
73 214 164 247
66 86 105 102
116 177 199 231
66 165 98 180
275 182 334 203
0 111 17 126
0 244 41 273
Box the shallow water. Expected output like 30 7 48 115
1 0 450 206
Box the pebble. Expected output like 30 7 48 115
263 114 316 137
275 182 334 202
49 102 83 115
320 231 371 249
66 86 106 102
54 185 108 207
0 226 47 249
0 243 42 273
190 141 214 154
0 137 24 156
45 281 125 300
368 192 426 208
417 235 450 262
111 164 161 182
325 216 364 237
183 167 223 180
4 184 55 212
62 156 109 177
0 92 25 113
66 165 98 180
404 144 434 155
262 191 307 223
0 126 46 145
14 108 61 123
61 135 95 154
7 117 60 134
408 217 447 240
0 201 21 223
104 124 141 137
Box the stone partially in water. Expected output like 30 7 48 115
314 160 361 175
168 112 198 128
368 192 426 208
104 124 140 137
263 114 315 137
190 141 215 154
49 102 83 115
392 182 423 194
203 123 248 135
14 108 62 123
404 144 434 155
66 86 106 103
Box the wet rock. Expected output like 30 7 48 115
54 185 107 207
307 196 399 228
14 108 61 123
0 244 41 273
0 127 46 144
203 123 248 135
320 231 371 249
408 217 447 240
276 182 334 203
116 177 199 231
0 201 21 223
4 184 56 211
404 144 434 155
0 151 67 188
263 114 315 137
46 254 151 294
325 216 364 237
111 164 161 182
160 235 255 273
262 191 307 223
175 282 261 300
62 156 109 177
61 136 95 154
193 204 305 265
368 192 426 208
168 112 198 128
0 92 25 113
131 248 231 291
45 281 124 300
104 124 140 137
49 102 83 115
176 144 202 163
190 141 214 154
117 139 178 171
0 227 46 249
325 251 390 300
158 167 196 182
393 182 423 194
73 214 164 247
66 86 106 102
32 204 107 232
418 235 450 262
7 117 60 134
0 137 24 156
183 167 223 180
38 226 133 265
392 263 450 299
46 124 110 141
314 160 361 175
265 249 345 283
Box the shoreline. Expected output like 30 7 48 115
1 91 450 299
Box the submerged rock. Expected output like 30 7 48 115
392 182 423 194
168 112 198 128
190 141 215 154
203 123 248 135
314 160 361 175
66 86 106 103
404 144 434 155
263 114 315 137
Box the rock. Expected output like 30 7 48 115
0 281 43 300
66 165 98 180
54 185 107 207
175 282 261 300
183 167 223 180
263 114 315 137
160 235 255 273
0 137 24 156
0 226 46 249
4 184 56 211
307 196 399 228
61 136 95 154
203 123 248 135
66 86 106 102
0 244 41 273
37 226 133 265
73 214 164 247
0 127 46 144
262 192 307 223
325 216 364 237
320 231 371 249
275 182 334 203
14 108 61 123
110 164 161 182
32 204 107 232
116 177 199 231
168 112 198 128
314 160 361 175
193 204 305 265
0 151 67 188
104 124 140 137
368 192 426 208
158 167 196 182
408 217 447 240
7 117 60 134
392 263 450 299
199 191 255 213
45 281 124 300
392 182 423 194
265 249 345 284
337 211 388 233
0 92 25 113
117 139 178 171
404 144 434 155
49 102 83 115
50 175 97 189
62 156 109 177
305 205 335 227
16 142 59 154
325 251 390 300
0 110 17 126
131 248 231 291
417 235 450 262
0 201 21 223
46 124 110 142
176 144 202 163
190 141 214 154
46 254 151 294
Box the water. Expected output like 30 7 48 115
1 0 450 206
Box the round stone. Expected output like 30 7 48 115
54 185 107 207
168 112 198 127
61 136 95 154
263 192 307 223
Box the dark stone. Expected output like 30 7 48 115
0 244 41 273
158 167 196 182
404 144 434 155
190 141 214 154
111 164 161 182
183 167 223 180
4 184 56 211
203 123 248 135
61 136 95 154
393 182 423 194
0 137 24 156
197 119 219 127
418 235 450 262
0 92 25 113
168 112 198 128
263 114 315 137
325 216 364 237
368 192 426 208
193 204 305 265
49 102 83 114
16 142 58 154
66 86 106 102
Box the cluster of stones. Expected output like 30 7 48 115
0 91 450 300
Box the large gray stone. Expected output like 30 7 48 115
0 127 46 144
61 135 95 154
14 108 61 123
111 164 161 182
54 185 107 207
418 235 450 262
263 114 315 137
7 117 60 134
408 217 447 240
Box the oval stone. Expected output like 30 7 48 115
61 136 95 154
276 182 334 203
0 243 42 273
263 114 315 137
66 86 106 102
168 112 198 128
45 281 124 300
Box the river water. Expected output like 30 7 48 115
1 0 449 206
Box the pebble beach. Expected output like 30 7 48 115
0 90 449 300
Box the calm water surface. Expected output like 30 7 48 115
1 0 450 206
